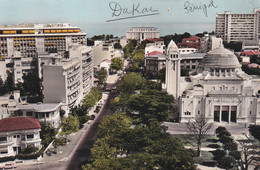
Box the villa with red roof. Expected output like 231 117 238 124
177 36 201 49
0 117 41 157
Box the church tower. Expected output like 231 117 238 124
165 40 181 99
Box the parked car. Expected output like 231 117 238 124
0 162 17 169
90 115 95 120
94 105 101 113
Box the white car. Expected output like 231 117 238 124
0 162 17 169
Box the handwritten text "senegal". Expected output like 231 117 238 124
184 0 218 17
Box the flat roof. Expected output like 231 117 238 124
17 103 61 112
180 53 206 59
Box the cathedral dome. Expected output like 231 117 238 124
200 47 241 69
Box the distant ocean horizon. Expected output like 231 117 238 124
76 22 215 38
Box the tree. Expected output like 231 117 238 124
127 89 174 125
98 68 107 86
215 126 231 138
132 50 145 68
4 71 14 93
114 43 122 49
98 112 132 139
249 125 260 141
41 124 57 147
60 115 79 135
111 58 123 71
186 116 213 157
236 136 260 170
20 72 43 102
118 72 146 94
0 77 6 95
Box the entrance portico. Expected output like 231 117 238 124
214 105 237 123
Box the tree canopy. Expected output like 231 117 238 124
111 58 123 71
60 115 79 135
117 72 146 94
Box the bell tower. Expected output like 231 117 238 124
165 40 181 99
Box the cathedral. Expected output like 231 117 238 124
165 40 260 124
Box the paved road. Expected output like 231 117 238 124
65 91 116 170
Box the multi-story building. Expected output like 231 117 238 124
0 23 86 59
201 34 223 53
180 53 206 71
0 23 87 84
145 50 205 78
93 41 115 66
145 38 166 54
177 36 201 49
41 45 93 111
216 9 260 43
0 117 41 157
16 103 62 128
0 60 6 81
145 51 166 77
12 51 36 83
126 27 159 42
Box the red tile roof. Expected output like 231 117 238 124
148 51 163 56
146 38 164 42
182 36 201 42
240 50 258 56
0 117 41 132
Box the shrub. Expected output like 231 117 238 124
207 144 220 149
206 139 219 143
217 157 234 169
53 137 67 148
223 141 238 151
0 156 15 163
21 145 38 154
202 161 217 167
16 146 45 160
212 149 226 161
219 135 233 144
249 125 260 141
216 126 231 138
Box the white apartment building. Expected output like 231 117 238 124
179 48 198 54
16 103 62 128
126 27 159 42
0 23 86 59
216 9 260 43
0 23 87 84
201 34 223 53
0 60 6 81
93 41 115 66
12 51 36 84
0 117 41 157
145 46 164 56
42 45 93 111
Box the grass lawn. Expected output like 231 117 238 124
172 134 222 167
172 134 222 148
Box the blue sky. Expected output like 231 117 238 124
0 0 259 37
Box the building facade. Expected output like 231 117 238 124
201 34 223 53
0 117 41 157
42 45 93 111
0 23 86 59
93 41 115 66
177 36 201 49
16 103 62 128
165 42 260 124
126 27 159 42
216 9 260 43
